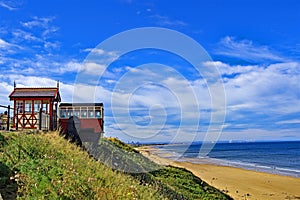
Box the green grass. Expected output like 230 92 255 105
88 136 232 199
0 131 232 199
0 131 163 199
148 166 230 199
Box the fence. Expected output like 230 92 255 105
0 105 12 131
39 112 50 131
0 105 50 131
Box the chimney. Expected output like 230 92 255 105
14 80 16 89
57 80 59 89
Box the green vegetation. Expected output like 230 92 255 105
85 137 160 174
0 131 232 199
87 136 232 200
149 166 229 199
0 131 163 199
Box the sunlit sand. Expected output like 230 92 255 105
138 146 300 200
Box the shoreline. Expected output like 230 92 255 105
174 156 300 179
137 146 300 200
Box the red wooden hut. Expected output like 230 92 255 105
9 81 61 131
58 103 104 134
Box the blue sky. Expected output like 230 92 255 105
0 0 299 143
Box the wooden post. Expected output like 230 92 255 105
55 102 58 130
39 107 42 130
16 107 18 131
22 100 25 129
49 100 53 131
13 100 16 128
7 105 10 131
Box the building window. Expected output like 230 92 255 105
88 107 94 118
34 101 41 112
25 101 32 113
81 107 87 118
67 109 73 118
60 108 66 118
16 101 24 113
74 109 80 117
42 103 48 113
95 107 101 118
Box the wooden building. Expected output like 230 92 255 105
58 103 104 134
9 81 61 131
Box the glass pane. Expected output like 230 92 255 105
42 103 47 112
25 101 32 113
88 107 94 118
17 101 24 113
95 109 101 118
34 101 41 112
60 109 66 118
81 107 87 118
68 109 73 117
74 109 80 117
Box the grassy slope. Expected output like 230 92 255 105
86 137 232 200
0 131 232 200
0 132 163 199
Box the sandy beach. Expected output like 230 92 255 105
137 146 300 200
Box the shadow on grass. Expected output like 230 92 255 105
0 162 17 200
86 138 233 200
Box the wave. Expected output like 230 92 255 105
152 145 300 178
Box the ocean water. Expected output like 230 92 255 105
154 141 300 178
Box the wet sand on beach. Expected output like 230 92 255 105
137 146 300 200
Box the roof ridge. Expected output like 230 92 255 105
15 87 58 89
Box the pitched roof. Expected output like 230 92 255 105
9 87 61 101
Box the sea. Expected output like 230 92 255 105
153 141 300 178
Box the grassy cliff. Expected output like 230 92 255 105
0 131 232 199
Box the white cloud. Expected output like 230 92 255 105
6 75 57 88
0 38 11 48
83 48 105 55
12 29 41 42
0 15 66 77
44 41 60 49
208 61 258 76
21 16 56 29
0 1 17 11
0 80 14 112
219 128 300 141
78 62 107 76
1 22 299 142
0 75 82 105
105 79 117 84
1 55 82 76
60 61 82 73
102 64 220 143
216 36 287 62
83 48 119 65
83 48 119 57
276 120 300 125
105 121 199 143
71 82 112 105
42 26 59 39
20 16 59 43
0 75 58 111
0 38 22 55
215 60 300 131
1 59 299 142
150 15 188 27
